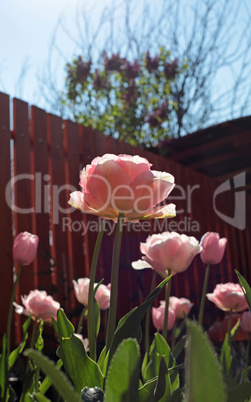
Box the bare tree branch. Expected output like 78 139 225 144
38 0 251 140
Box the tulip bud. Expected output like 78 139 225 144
169 296 194 319
200 232 227 265
152 304 176 331
12 232 39 265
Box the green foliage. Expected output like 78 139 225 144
39 359 63 395
184 321 227 402
153 357 171 401
0 335 8 401
104 338 140 401
55 309 104 392
220 334 232 374
35 320 44 352
62 49 185 146
143 333 171 382
235 270 251 311
24 349 80 402
142 333 180 401
138 378 158 402
226 381 251 402
108 275 171 364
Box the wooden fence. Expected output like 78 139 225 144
0 92 250 348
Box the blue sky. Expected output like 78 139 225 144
1 0 251 123
0 0 112 106
0 0 162 108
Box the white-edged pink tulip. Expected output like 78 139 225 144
69 154 175 221
206 283 248 312
14 290 60 323
132 231 202 277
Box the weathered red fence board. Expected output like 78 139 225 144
31 106 52 292
0 92 250 346
47 113 70 310
0 93 13 344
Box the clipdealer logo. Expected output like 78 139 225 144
213 172 246 230
5 171 247 231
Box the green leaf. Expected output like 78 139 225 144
220 334 232 374
104 338 140 402
31 392 51 401
8 316 32 370
24 349 80 402
185 321 227 402
22 315 32 334
9 338 27 371
234 366 251 385
166 387 185 402
35 320 44 352
109 275 171 365
230 318 240 340
39 359 63 395
0 334 7 399
235 270 251 311
143 333 171 382
57 309 104 392
97 346 109 376
57 308 75 338
117 307 138 330
94 301 100 338
20 360 36 401
226 382 251 402
51 317 58 335
141 352 149 381
153 358 171 402
138 378 157 402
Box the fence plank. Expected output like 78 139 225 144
0 93 13 345
64 120 86 312
1 95 250 341
31 106 52 292
13 98 35 343
47 113 70 311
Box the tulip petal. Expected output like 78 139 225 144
131 259 153 270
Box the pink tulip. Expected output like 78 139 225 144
12 232 39 265
241 311 251 333
169 296 194 319
73 278 111 310
206 283 248 312
152 304 176 331
200 232 227 265
73 278 90 306
69 154 176 221
95 283 111 310
132 231 202 277
14 290 60 323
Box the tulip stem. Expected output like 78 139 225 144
30 318 39 349
87 219 106 361
227 309 233 348
162 272 171 341
77 306 87 334
145 271 157 353
6 262 23 357
171 319 177 350
30 319 40 392
106 213 124 353
198 263 211 327
4 262 23 401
